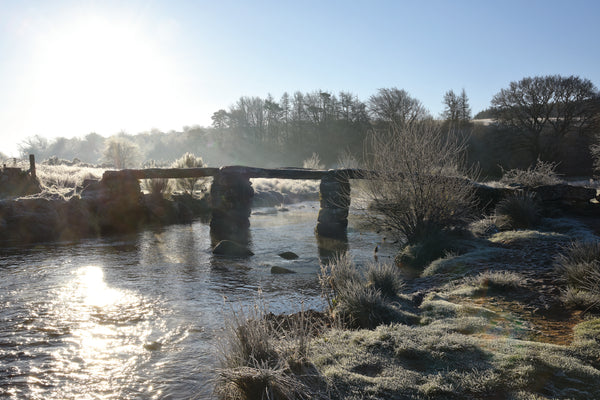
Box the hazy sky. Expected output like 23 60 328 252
1 0 599 156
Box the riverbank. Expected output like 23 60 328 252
216 215 600 399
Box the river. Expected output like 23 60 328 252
0 201 393 399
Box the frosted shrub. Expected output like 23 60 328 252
500 159 561 187
302 152 324 170
171 152 208 196
362 121 478 244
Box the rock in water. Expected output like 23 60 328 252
270 266 296 274
213 240 254 257
278 251 299 260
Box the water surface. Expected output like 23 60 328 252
0 202 392 399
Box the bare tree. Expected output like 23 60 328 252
362 121 477 244
442 89 460 122
368 88 429 129
103 136 140 169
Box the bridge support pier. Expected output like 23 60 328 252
209 169 254 243
315 171 350 239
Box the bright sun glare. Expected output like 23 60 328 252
28 15 181 136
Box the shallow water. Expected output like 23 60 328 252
0 202 393 399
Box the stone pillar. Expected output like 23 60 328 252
97 171 144 232
315 171 350 239
210 170 254 243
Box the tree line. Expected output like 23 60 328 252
13 75 600 178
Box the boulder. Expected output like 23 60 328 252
278 251 299 260
212 240 254 257
270 266 296 274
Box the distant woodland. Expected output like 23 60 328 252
11 75 600 179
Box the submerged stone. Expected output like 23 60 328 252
270 266 296 274
278 251 299 260
212 240 254 257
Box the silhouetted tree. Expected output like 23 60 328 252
443 89 472 130
368 88 429 129
491 75 599 159
211 109 229 129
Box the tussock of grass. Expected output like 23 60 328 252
319 254 417 330
422 246 513 277
366 262 404 299
420 294 498 323
396 231 476 269
494 191 541 230
554 241 600 311
468 216 499 238
464 270 525 292
215 301 328 400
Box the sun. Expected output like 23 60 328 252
28 14 181 136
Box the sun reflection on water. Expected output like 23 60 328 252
42 265 158 399
76 265 123 308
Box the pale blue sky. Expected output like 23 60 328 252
1 0 599 155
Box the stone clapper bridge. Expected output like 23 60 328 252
102 166 365 243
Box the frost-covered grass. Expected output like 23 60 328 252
251 178 320 195
296 216 600 398
36 164 105 189
310 322 600 399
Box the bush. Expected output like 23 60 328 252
142 161 171 198
171 152 208 196
302 152 325 170
361 121 478 244
500 159 561 187
494 191 541 230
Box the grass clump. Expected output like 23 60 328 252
464 270 525 293
422 246 514 277
215 301 327 400
395 230 474 269
366 262 405 299
554 241 600 311
494 191 541 230
319 254 415 330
